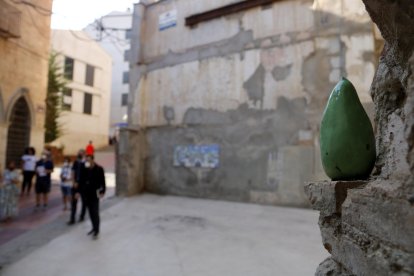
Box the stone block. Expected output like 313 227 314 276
342 183 414 254
332 224 414 276
316 257 354 276
307 180 414 276
305 181 366 216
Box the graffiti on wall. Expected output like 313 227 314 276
173 144 220 168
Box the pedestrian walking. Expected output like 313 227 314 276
67 149 87 225
77 155 105 239
60 157 72 211
0 161 20 221
21 147 36 196
35 151 54 210
85 141 95 156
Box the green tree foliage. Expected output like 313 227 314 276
45 52 66 143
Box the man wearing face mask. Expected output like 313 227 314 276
77 155 106 239
35 151 54 209
67 149 86 225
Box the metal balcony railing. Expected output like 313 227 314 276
0 0 21 38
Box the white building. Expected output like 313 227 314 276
51 30 112 154
84 11 133 140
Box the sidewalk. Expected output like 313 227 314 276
1 194 328 276
0 184 64 247
0 148 115 249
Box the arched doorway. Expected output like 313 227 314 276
6 97 31 166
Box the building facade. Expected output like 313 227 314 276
84 11 133 140
118 0 382 206
0 0 53 168
50 30 111 155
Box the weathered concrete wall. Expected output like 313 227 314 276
0 0 52 167
121 0 379 206
130 0 376 128
144 102 317 206
116 127 146 196
306 1 414 275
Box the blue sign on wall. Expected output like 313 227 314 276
159 10 177 31
173 144 220 168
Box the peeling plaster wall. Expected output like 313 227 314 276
131 0 376 127
141 0 313 61
135 43 317 126
144 100 316 206
121 0 380 205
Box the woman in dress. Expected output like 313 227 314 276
0 161 20 221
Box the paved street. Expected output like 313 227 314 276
0 146 328 275
1 194 328 276
0 147 115 257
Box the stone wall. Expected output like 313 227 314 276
0 0 53 167
306 1 414 275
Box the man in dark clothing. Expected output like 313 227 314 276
35 151 54 209
67 149 87 225
77 155 106 239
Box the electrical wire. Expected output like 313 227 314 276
7 0 97 45
90 19 132 45
9 0 132 46
12 0 51 13
102 31 124 54
103 29 130 47
26 6 50 39
69 30 95 42
6 39 49 61
1 2 123 60
9 0 52 16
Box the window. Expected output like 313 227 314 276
62 88 72 111
124 49 130 62
83 93 92 114
121 93 128 106
85 64 95 86
64 57 74 80
122 71 129 84
125 29 132 40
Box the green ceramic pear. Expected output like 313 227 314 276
320 77 376 180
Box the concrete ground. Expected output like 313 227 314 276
1 194 328 276
0 148 116 247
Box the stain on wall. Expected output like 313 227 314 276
243 64 266 108
302 48 334 118
144 97 314 206
272 64 293 81
183 108 233 125
163 105 175 124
